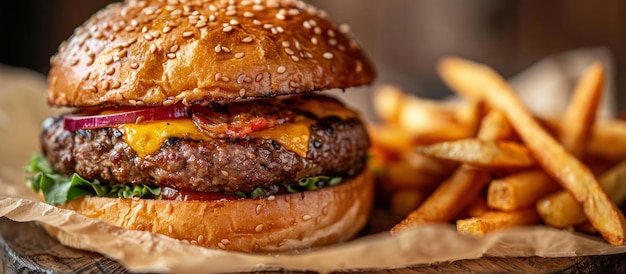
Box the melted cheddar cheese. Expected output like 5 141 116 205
118 98 359 159
120 117 316 158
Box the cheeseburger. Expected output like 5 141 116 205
27 0 375 252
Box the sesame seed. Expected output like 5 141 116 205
282 41 290 47
225 10 237 16
339 24 351 34
276 26 284 33
239 88 246 97
163 99 175 106
328 39 337 46
241 36 253 43
209 14 216 21
309 19 318 27
288 9 300 16
289 81 298 87
221 76 230 82
290 55 300 62
277 66 286 73
85 85 97 93
117 50 127 58
222 46 231 53
263 24 273 29
268 195 275 200
229 19 239 25
302 215 311 221
328 29 336 37
168 224 173 234
182 239 190 245
129 99 137 106
255 224 264 232
338 44 346 51
149 44 158 53
190 240 198 245
221 238 231 245
295 41 301 50
131 20 139 27
323 52 334 59
167 52 176 59
214 45 222 53
284 48 294 55
243 11 254 17
217 242 226 249
311 37 318 45
70 59 79 66
182 31 194 38
316 216 323 224
276 13 286 20
197 235 205 244
252 4 264 11
105 67 115 75
100 81 110 90
136 224 144 230
86 57 95 66
170 45 179 52
135 115 145 124
215 72 222 81
221 170 229 176
141 26 148 33
271 28 278 35
104 56 114 65
195 21 207 28
222 25 233 32
303 21 311 29
314 27 321 35
253 19 262 25
130 62 139 69
356 60 363 73
128 37 137 45
255 204 263 214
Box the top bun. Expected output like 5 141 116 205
47 0 376 107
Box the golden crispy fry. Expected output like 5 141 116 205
390 189 426 222
537 159 626 228
456 207 540 236
372 85 405 123
487 169 560 211
465 196 490 218
559 62 604 157
477 111 514 141
379 156 456 191
391 110 509 234
415 139 535 170
438 56 626 245
588 120 626 162
368 123 414 153
390 166 492 234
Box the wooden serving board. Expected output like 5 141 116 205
1 217 624 273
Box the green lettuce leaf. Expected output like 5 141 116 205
25 153 161 205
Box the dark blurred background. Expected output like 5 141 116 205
1 0 625 114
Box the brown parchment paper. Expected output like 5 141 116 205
1 48 625 273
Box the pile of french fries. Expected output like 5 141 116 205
369 57 626 246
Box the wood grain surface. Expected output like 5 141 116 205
1 217 625 274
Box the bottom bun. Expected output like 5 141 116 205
48 169 374 253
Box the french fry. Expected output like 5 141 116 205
588 120 626 162
390 166 492 234
391 111 509 234
559 62 604 158
476 111 514 141
438 56 626 245
379 156 456 191
465 196 490 218
390 189 426 222
487 169 560 211
372 85 405 123
537 159 626 228
415 139 536 170
368 123 414 153
456 207 540 236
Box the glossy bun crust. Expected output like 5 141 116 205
47 0 375 107
51 170 374 253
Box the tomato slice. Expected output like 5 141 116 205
63 105 191 131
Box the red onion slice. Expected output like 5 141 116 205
64 104 191 131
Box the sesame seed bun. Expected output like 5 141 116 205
48 169 374 253
46 0 375 107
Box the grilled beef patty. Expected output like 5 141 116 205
41 95 370 193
